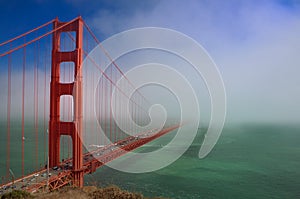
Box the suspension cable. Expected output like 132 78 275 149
66 32 148 113
0 19 55 47
0 17 79 57
82 21 151 106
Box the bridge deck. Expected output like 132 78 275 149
0 125 179 194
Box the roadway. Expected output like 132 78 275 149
0 125 180 194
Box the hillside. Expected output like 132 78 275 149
1 185 168 199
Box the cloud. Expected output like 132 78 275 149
87 0 300 124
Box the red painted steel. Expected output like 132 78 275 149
0 19 55 47
83 22 150 106
0 124 180 192
22 45 26 178
6 52 11 179
0 16 182 192
49 16 84 187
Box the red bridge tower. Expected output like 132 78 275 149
49 17 84 187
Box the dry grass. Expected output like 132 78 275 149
30 185 168 199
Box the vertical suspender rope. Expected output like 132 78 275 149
114 69 117 142
68 56 71 159
99 78 102 145
91 70 95 142
43 43 47 165
62 34 66 160
110 65 112 143
63 61 66 160
84 54 88 146
104 70 107 145
34 41 39 170
6 51 11 181
68 34 72 159
22 42 26 178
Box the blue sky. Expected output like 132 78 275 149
1 0 300 124
0 0 157 41
1 0 298 42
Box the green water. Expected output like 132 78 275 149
0 121 47 178
1 123 300 198
84 124 300 199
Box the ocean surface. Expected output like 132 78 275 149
1 123 300 198
85 124 300 199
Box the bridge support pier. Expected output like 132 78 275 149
49 17 84 187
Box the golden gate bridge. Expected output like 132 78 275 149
0 16 180 193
